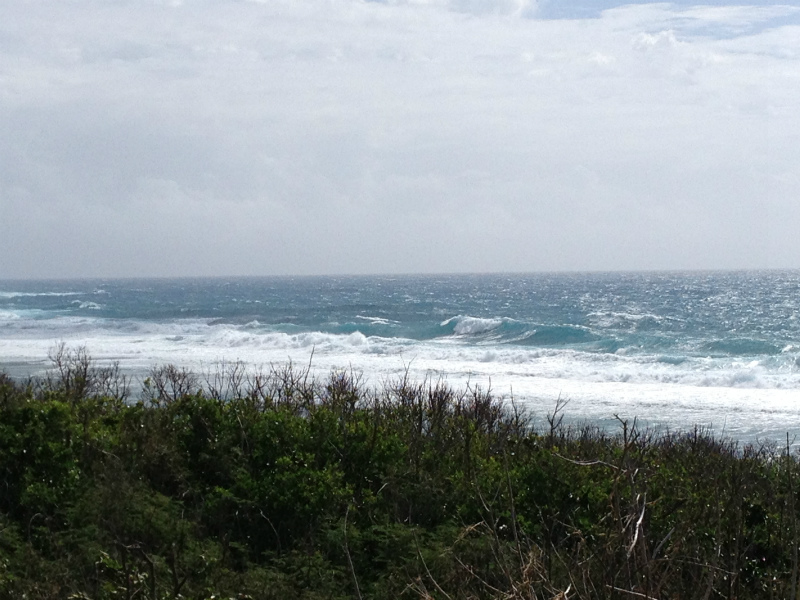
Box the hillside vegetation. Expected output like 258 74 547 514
1 346 799 599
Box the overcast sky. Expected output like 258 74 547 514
1 0 799 278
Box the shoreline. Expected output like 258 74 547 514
3 348 799 444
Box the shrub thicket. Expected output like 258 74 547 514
0 347 799 599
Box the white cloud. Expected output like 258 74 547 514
1 0 799 276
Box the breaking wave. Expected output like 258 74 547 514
440 315 506 336
701 339 783 356
0 291 83 299
4 272 800 440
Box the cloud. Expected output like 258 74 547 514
1 0 799 277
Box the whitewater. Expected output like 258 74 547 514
1 272 800 441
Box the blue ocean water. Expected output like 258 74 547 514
1 271 799 440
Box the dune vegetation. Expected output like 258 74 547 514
1 345 799 599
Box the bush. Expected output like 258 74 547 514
0 352 798 598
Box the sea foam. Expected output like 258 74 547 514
3 272 800 440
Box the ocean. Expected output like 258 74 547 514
1 271 799 441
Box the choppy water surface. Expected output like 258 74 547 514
2 271 799 440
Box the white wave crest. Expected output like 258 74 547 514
587 310 666 327
442 315 503 335
0 291 83 299
2 320 800 440
78 301 103 310
356 315 398 326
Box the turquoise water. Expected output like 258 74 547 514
2 271 800 439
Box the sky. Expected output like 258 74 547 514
1 0 799 278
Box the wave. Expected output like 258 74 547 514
438 316 609 350
0 291 83 299
701 339 783 356
4 273 800 441
73 301 103 310
656 355 687 365
356 315 399 326
587 310 684 332
0 310 23 322
440 315 505 336
202 327 378 352
518 325 599 346
1 310 799 395
1 323 799 394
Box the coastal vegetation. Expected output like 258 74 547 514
1 345 799 599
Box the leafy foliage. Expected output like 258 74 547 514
1 351 799 599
